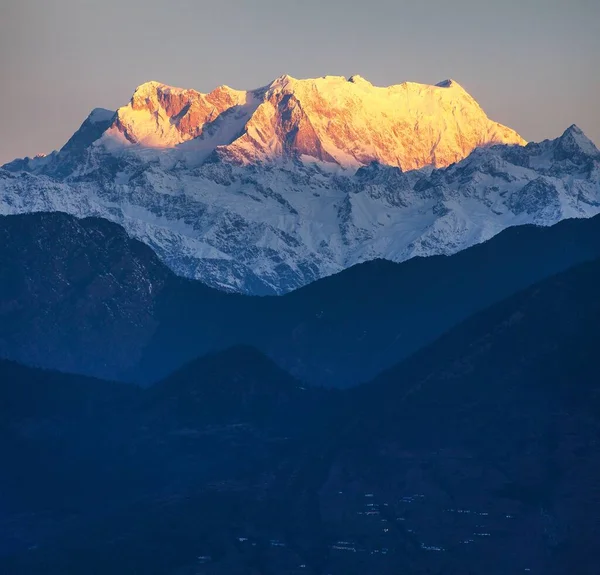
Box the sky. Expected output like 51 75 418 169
1 0 599 164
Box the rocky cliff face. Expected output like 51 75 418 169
112 81 249 149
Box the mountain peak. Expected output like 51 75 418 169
347 74 371 84
109 79 248 147
132 80 181 95
152 346 303 423
555 124 600 161
270 73 296 85
101 75 525 169
88 108 115 125
129 80 200 109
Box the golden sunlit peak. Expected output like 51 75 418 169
347 74 371 84
131 81 198 100
107 73 525 169
133 80 168 94
268 74 297 89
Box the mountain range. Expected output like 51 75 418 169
2 255 599 574
2 75 599 294
2 210 600 385
2 72 600 574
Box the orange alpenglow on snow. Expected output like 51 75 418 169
107 75 526 170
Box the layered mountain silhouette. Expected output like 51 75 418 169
3 211 600 386
2 72 599 574
145 345 327 429
331 257 600 574
2 256 599 574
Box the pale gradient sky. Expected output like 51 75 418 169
1 0 599 164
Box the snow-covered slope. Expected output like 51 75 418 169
104 75 526 170
1 76 599 294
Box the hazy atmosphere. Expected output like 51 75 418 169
1 0 598 164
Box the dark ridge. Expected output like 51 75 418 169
3 211 600 387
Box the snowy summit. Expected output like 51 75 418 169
105 74 525 170
1 75 599 294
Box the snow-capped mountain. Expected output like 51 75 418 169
105 75 525 169
1 75 599 294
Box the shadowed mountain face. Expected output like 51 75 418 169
0 212 172 379
323 258 600 575
0 360 141 554
0 347 337 573
3 211 600 386
2 258 599 574
145 345 331 431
